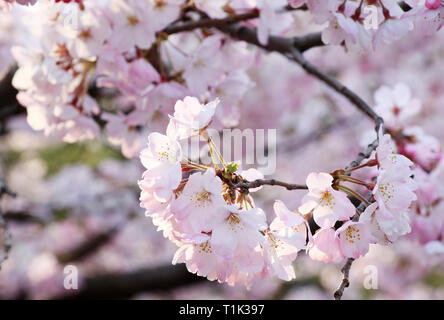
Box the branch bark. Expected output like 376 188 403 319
61 264 205 300
234 179 307 191
0 176 15 269
288 49 383 125
56 226 120 264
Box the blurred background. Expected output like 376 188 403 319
1 3 444 299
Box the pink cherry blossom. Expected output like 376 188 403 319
373 167 417 214
210 206 267 261
171 169 226 234
336 219 377 259
373 83 421 129
376 127 414 170
263 201 308 280
403 126 442 171
299 172 355 228
308 227 344 264
108 0 155 52
103 113 144 158
172 234 231 281
168 96 219 140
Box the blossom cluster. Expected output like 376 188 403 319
292 0 444 50
369 83 444 256
2 0 443 160
2 0 444 294
137 94 435 286
138 96 310 286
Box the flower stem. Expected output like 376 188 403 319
337 175 373 189
337 185 370 206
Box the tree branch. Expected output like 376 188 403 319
334 257 354 300
61 264 205 300
234 179 307 191
56 226 120 264
0 176 15 269
218 22 323 53
288 48 384 125
161 11 260 35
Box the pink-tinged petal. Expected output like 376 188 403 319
211 223 238 258
359 202 378 223
308 228 344 264
298 196 318 214
241 168 264 192
336 220 377 259
313 205 337 228
273 200 305 228
331 190 356 221
235 245 264 273
306 172 333 192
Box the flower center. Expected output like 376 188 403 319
229 214 240 225
79 29 92 40
154 0 166 8
127 15 139 26
266 231 282 249
198 241 213 254
344 225 361 244
378 182 395 203
191 191 211 208
227 213 244 233
319 190 336 208
158 145 177 163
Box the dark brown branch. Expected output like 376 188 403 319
0 66 18 112
61 264 205 300
289 49 383 124
334 190 374 300
217 22 382 125
161 5 309 37
56 226 120 264
346 136 380 170
235 179 307 191
399 1 412 11
0 177 16 198
161 11 260 35
281 116 353 152
334 257 354 300
219 22 323 53
3 211 46 225
215 170 307 192
0 176 15 269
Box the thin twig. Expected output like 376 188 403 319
333 190 374 300
334 257 354 300
0 176 14 269
235 179 307 191
161 11 260 35
289 48 383 124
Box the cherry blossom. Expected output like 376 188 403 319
171 169 226 234
336 219 377 259
1 0 444 300
299 172 355 228
168 96 220 140
373 83 421 129
308 228 344 264
263 201 308 280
